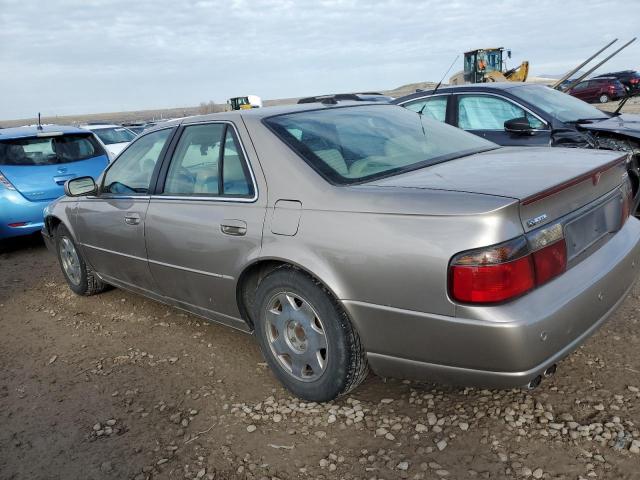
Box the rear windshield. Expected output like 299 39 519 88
92 127 136 145
264 105 496 184
0 133 106 166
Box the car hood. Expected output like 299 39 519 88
578 113 640 140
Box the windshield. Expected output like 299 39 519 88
0 133 106 166
510 84 610 122
92 127 136 145
264 105 497 185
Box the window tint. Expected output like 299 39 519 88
457 95 544 130
163 123 254 197
0 133 105 166
102 128 171 195
403 96 447 122
264 105 496 185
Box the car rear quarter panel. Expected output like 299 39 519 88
244 116 524 316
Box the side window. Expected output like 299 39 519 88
163 123 254 198
403 97 447 122
458 95 544 130
102 128 171 195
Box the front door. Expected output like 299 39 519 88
74 128 174 292
455 94 551 146
144 121 266 327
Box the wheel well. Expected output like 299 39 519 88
236 260 338 331
45 216 62 236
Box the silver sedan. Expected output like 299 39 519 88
42 102 640 401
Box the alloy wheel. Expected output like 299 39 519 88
265 292 328 382
59 236 81 286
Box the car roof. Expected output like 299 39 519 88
143 101 392 132
391 82 535 103
81 124 122 129
0 124 89 140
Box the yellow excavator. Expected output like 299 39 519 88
449 48 529 85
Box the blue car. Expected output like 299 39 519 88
0 125 109 239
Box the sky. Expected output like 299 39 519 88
1 0 639 120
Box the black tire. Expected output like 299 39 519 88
253 267 368 401
599 94 610 104
55 224 107 296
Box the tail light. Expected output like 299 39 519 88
630 78 639 85
0 171 16 190
449 224 567 304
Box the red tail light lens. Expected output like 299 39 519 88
0 171 16 191
450 225 568 304
451 256 535 303
449 237 535 304
532 240 567 286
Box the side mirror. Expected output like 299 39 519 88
64 176 97 197
504 117 533 134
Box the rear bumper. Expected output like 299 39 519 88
0 190 49 239
344 217 640 388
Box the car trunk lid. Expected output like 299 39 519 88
368 146 628 232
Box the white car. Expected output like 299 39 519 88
80 124 136 160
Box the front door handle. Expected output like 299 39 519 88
221 219 247 236
124 213 141 226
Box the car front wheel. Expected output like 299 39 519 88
254 268 368 401
55 224 107 296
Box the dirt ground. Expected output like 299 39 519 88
1 237 639 480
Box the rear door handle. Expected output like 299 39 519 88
221 219 247 236
124 213 141 225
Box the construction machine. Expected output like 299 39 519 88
449 48 529 85
228 95 263 111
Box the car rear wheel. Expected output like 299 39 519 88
55 224 107 296
254 268 368 401
599 94 610 104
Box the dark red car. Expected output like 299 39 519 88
568 77 626 104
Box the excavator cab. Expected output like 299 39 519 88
451 47 527 85
228 95 263 111
463 48 505 83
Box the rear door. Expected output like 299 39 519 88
454 93 551 146
144 120 266 327
74 127 174 292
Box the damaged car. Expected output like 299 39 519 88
393 83 640 200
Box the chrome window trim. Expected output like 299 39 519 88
154 120 259 204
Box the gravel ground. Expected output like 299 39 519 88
1 237 640 480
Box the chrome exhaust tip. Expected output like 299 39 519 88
543 364 557 378
527 375 542 390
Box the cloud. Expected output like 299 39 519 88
1 0 638 119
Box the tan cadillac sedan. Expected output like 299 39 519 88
42 101 640 401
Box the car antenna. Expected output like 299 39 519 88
37 112 43 130
419 54 458 115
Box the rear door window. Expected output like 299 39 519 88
162 123 254 198
403 96 448 122
0 133 105 166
